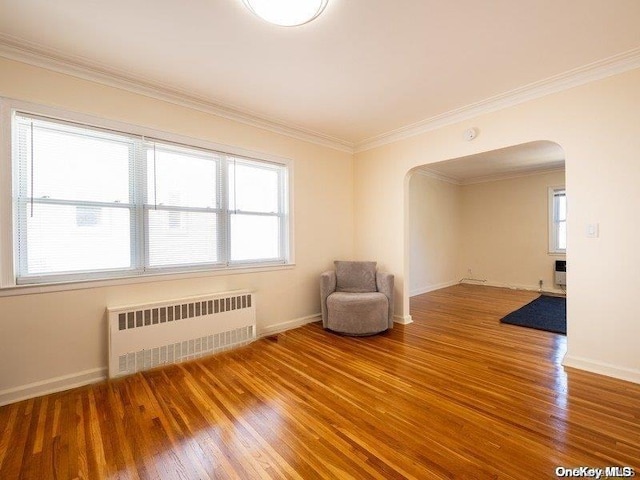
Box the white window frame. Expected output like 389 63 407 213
0 98 295 292
548 186 566 254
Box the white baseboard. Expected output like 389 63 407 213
0 314 322 407
0 367 107 407
394 314 413 325
257 313 321 338
410 280 459 297
459 279 566 295
562 355 640 385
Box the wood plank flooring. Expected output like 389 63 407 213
1 284 639 479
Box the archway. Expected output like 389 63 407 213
403 140 566 324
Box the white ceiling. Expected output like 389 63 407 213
0 1 639 147
420 141 565 184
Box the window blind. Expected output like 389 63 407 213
15 114 137 279
13 112 289 284
228 157 285 263
145 142 225 269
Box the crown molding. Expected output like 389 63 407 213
417 163 565 186
1 33 639 157
415 168 461 185
0 33 355 154
355 47 640 153
460 164 565 185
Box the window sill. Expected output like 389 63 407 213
0 263 296 297
548 251 567 256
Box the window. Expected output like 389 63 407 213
549 187 566 253
10 111 290 285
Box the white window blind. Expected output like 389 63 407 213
15 115 136 279
145 142 224 269
13 112 289 284
229 157 285 263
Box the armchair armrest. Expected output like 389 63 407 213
376 272 395 329
320 270 337 328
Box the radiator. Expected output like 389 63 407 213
554 260 567 286
107 290 256 378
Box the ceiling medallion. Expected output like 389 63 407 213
242 0 329 27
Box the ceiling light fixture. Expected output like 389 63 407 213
242 0 328 27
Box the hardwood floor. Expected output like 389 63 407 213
1 284 639 479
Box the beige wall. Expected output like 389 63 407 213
459 170 566 292
0 58 354 401
1 57 639 400
355 67 640 383
408 169 566 296
408 173 461 295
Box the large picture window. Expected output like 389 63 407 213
11 112 290 285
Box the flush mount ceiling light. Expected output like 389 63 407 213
242 0 328 27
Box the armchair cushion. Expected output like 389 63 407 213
334 260 377 293
326 292 388 336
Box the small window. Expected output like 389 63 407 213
11 111 290 285
549 187 566 253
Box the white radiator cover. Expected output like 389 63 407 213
554 260 567 286
107 290 256 378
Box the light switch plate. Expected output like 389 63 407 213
586 223 599 238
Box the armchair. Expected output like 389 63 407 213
320 261 394 335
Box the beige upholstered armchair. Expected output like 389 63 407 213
320 261 394 335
